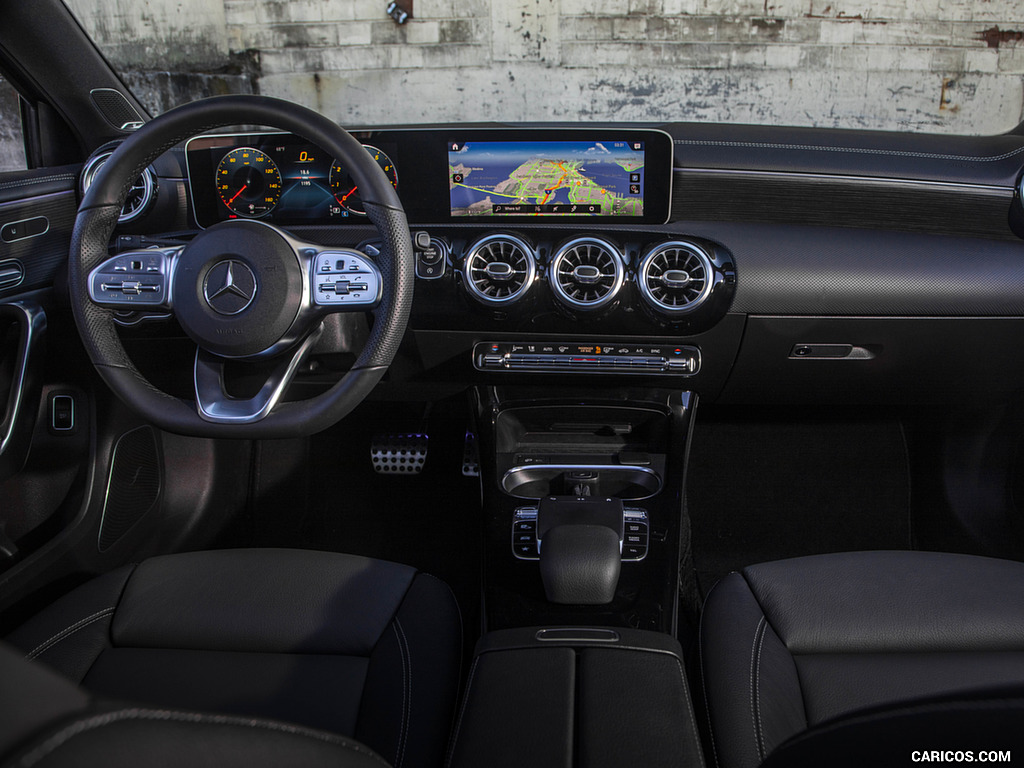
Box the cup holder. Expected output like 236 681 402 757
501 464 662 500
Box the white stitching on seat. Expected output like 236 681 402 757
750 616 767 762
445 654 480 768
755 619 769 760
420 572 464 634
698 578 725 768
25 608 116 660
416 571 464 744
14 707 392 768
670 654 705 765
390 621 409 768
393 618 412 768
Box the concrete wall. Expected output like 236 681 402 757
2 0 1023 172
64 0 231 71
238 0 1024 135
0 80 26 171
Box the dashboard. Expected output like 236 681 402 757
176 127 738 384
56 121 1024 406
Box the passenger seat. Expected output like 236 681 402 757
699 551 1024 767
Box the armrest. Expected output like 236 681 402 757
448 628 705 768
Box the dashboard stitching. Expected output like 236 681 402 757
674 139 1024 163
0 174 76 190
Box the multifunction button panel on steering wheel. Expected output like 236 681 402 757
89 249 172 306
312 251 382 307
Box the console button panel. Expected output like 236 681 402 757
512 506 648 561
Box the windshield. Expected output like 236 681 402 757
56 0 1024 135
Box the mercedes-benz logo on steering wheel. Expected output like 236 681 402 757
203 259 257 315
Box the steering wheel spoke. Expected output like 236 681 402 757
194 324 324 424
87 246 182 310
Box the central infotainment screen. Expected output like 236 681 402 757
448 140 648 218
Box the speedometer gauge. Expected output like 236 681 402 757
216 147 283 217
329 145 398 215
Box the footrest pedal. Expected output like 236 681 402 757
462 431 480 477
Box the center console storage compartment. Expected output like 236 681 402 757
495 404 668 494
502 463 662 499
448 627 704 768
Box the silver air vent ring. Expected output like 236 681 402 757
81 151 158 224
638 240 714 317
548 236 625 311
462 233 537 305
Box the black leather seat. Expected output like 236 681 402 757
699 550 1024 768
3 548 462 768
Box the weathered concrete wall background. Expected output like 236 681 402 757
3 0 1023 171
243 0 1024 134
0 80 26 171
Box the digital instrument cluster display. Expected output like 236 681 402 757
448 140 647 218
185 133 398 228
185 128 673 228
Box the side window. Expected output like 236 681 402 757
0 76 26 172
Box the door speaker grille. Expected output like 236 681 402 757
89 88 144 131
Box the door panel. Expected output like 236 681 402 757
0 167 82 570
0 166 79 300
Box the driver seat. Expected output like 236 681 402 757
2 548 462 768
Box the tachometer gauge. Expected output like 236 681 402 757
329 145 398 215
216 147 283 217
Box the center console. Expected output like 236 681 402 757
458 385 704 765
473 386 694 633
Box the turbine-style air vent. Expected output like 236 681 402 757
638 241 713 316
548 237 625 311
81 151 158 223
462 234 536 305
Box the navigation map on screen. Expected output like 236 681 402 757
448 140 645 217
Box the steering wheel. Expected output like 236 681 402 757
68 95 414 438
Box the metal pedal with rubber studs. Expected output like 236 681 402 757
371 432 428 474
